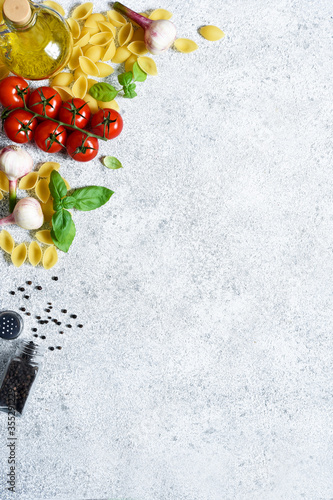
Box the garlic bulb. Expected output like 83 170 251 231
0 198 44 230
0 145 33 212
113 2 177 55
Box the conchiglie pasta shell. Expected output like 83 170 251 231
89 32 113 46
149 9 172 20
112 46 131 64
67 18 81 39
0 171 9 192
11 243 27 268
36 230 54 245
81 26 99 36
74 67 87 79
124 54 137 72
68 46 83 70
0 66 10 80
43 246 58 270
52 72 74 87
52 86 73 101
107 10 126 27
74 32 91 48
199 25 225 41
101 40 116 62
87 78 98 90
118 23 133 46
43 1 65 17
95 62 114 77
19 171 39 190
79 56 100 77
97 100 120 112
137 56 158 76
0 191 3 200
127 41 147 56
71 2 93 20
98 21 116 37
174 38 198 53
35 179 51 204
85 13 107 28
41 198 54 223
131 28 145 42
84 45 104 62
28 241 42 267
0 230 15 254
83 94 99 113
38 161 60 177
72 75 88 98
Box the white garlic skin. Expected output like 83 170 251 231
13 198 44 230
0 145 33 181
145 20 177 55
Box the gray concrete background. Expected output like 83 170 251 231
0 0 332 498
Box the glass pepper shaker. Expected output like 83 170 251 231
0 340 44 416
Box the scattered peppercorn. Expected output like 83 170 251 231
35 286 42 290
36 316 41 320
9 291 15 295
31 328 37 332
66 324 72 328
18 287 25 292
25 312 31 316
33 334 38 338
20 307 26 312
61 309 67 314
56 346 62 350
45 309 51 313
26 281 32 285
40 336 46 340
24 295 29 300
52 277 58 281
78 324 83 328
59 331 64 334
48 347 54 351
70 314 77 319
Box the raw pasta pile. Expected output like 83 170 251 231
0 162 69 269
42 2 225 113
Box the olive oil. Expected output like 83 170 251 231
0 0 72 80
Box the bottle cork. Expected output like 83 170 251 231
3 0 31 25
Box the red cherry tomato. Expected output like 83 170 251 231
34 121 67 153
58 98 91 129
0 76 30 109
28 86 62 119
66 130 99 162
3 109 37 143
90 108 123 139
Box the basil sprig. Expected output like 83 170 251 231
89 62 147 102
49 171 114 252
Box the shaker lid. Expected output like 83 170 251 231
0 310 24 339
3 0 31 25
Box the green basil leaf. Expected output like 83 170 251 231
62 196 76 209
71 186 114 211
53 198 63 212
52 209 73 242
89 83 119 102
123 84 137 99
132 62 147 82
118 71 133 88
49 170 67 201
103 156 123 170
51 219 76 253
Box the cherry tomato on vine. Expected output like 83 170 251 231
90 108 123 140
34 121 67 153
0 76 30 109
28 86 62 119
3 109 37 143
58 98 91 129
66 130 99 162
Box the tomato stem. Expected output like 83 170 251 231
3 103 108 142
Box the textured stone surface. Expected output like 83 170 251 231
0 0 332 498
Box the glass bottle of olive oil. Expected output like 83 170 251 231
0 0 72 80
